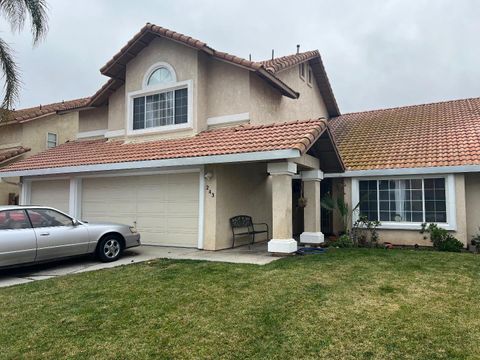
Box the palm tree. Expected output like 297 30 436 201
0 0 48 111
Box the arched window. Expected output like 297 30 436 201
147 67 174 86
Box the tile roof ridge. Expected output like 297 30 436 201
336 96 480 118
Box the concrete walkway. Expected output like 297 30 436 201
0 243 278 288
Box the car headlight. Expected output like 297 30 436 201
129 226 137 234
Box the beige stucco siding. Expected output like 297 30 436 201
465 173 480 245
107 85 126 132
205 59 250 121
340 174 468 247
203 162 272 250
249 65 329 125
0 112 78 204
79 106 108 133
21 112 78 155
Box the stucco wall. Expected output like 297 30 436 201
249 64 329 125
205 58 250 121
339 174 468 247
0 111 78 204
203 162 272 250
79 106 108 132
465 173 480 245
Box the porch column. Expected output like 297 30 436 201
300 170 324 245
267 162 297 254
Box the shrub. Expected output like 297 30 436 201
420 223 463 252
329 234 353 248
471 228 480 253
351 216 381 247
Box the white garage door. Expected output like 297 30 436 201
30 180 70 214
82 173 199 247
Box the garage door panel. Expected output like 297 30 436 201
30 180 70 214
82 172 199 247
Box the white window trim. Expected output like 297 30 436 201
126 79 193 136
142 62 177 88
351 174 457 231
46 132 57 149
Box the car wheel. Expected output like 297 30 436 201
97 235 123 262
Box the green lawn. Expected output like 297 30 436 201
1 249 480 359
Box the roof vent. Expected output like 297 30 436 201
271 49 274 60
296 44 300 54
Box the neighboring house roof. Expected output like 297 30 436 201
329 97 480 171
0 119 343 175
0 146 30 165
89 23 340 116
2 98 90 125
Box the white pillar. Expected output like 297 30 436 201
267 162 297 254
19 179 31 205
69 177 82 218
300 170 324 245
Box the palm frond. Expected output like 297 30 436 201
23 0 48 44
0 37 20 110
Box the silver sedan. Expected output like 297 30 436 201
0 205 141 268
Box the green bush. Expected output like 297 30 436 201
420 223 463 252
329 234 354 248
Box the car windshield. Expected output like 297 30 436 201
26 209 73 228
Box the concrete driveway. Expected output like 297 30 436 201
0 243 277 288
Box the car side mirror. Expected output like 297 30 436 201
72 219 80 226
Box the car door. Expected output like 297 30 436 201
26 208 89 261
0 209 37 267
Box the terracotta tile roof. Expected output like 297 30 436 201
329 97 480 170
0 119 327 173
90 23 340 116
260 50 320 73
2 98 90 125
0 146 30 164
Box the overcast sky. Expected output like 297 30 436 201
1 0 479 113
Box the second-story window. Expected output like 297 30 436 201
128 62 192 134
308 66 313 85
133 88 188 130
46 132 57 148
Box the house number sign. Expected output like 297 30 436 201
205 185 215 197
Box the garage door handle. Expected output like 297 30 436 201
39 232 50 236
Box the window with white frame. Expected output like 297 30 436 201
46 132 57 149
357 177 448 224
128 62 191 133
133 88 188 129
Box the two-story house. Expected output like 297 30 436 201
0 24 343 253
3 23 480 252
0 99 87 205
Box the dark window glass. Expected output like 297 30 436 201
133 97 145 130
0 210 31 230
27 209 73 228
174 88 188 124
424 178 446 223
359 180 378 221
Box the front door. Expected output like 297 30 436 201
0 209 36 267
26 208 89 261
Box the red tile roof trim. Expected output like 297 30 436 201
0 119 327 173
0 146 30 164
329 97 480 170
2 98 90 125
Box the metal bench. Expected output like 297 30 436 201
229 215 269 248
